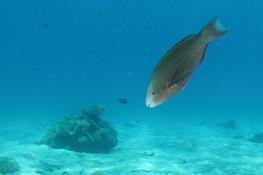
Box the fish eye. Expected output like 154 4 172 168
151 91 156 95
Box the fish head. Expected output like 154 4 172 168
146 81 178 108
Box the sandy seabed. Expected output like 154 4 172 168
1 118 263 175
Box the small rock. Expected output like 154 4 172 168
22 153 36 161
90 170 106 175
0 156 20 174
218 120 236 129
232 135 245 140
35 170 46 175
249 133 263 143
61 171 70 175
37 161 63 172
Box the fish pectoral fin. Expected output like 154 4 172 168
168 83 178 91
168 74 191 93
168 72 188 88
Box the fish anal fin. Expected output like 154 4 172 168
200 44 209 64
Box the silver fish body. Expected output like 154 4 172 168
146 18 227 108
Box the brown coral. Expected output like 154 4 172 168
40 105 117 153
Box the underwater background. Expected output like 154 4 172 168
0 0 263 175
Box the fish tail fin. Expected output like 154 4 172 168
199 17 228 41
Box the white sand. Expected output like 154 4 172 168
1 118 263 175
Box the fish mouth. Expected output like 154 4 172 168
146 102 154 108
146 98 157 108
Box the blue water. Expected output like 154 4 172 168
0 0 263 174
0 0 262 118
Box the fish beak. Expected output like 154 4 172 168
146 102 152 108
146 99 151 108
146 98 157 108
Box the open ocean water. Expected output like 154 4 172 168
0 0 263 175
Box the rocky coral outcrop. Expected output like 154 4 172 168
40 105 118 153
249 133 263 143
0 156 20 174
217 120 237 129
90 171 107 175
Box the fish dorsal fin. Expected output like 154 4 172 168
169 34 196 51
175 34 195 46
156 34 196 68
163 35 196 59
200 44 209 64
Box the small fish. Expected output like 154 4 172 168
36 67 45 72
146 18 228 108
42 24 50 28
118 98 128 104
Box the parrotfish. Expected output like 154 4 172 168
146 18 228 108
